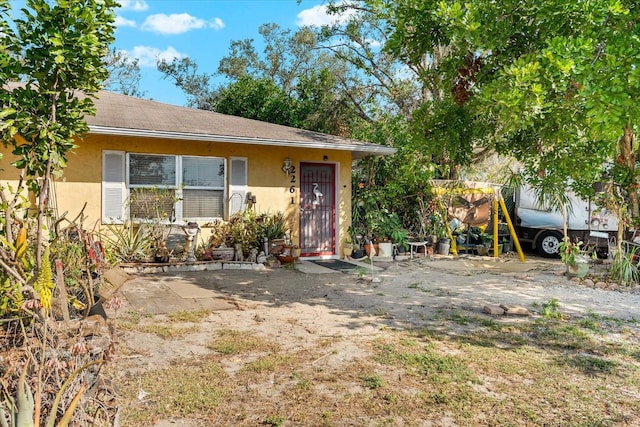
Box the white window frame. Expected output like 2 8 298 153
181 155 227 221
108 152 227 223
126 153 179 223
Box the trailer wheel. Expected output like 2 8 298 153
536 230 563 258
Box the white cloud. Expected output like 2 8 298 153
141 13 225 35
296 2 356 27
364 38 382 48
119 0 149 12
127 45 185 67
115 16 137 28
211 17 225 31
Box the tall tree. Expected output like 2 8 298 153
1 0 118 267
322 2 424 121
104 47 146 97
365 0 640 207
218 23 320 96
157 56 215 109
159 23 361 135
212 76 297 126
325 0 483 179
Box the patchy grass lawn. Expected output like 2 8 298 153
112 307 640 426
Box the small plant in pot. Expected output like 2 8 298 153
205 220 235 260
476 232 493 256
390 227 409 253
343 237 354 258
559 238 589 277
348 227 366 258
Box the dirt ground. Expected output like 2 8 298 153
108 253 640 426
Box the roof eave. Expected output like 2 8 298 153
88 125 396 159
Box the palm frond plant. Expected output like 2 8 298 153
100 221 153 264
258 211 288 242
610 244 640 286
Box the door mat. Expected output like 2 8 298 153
309 259 360 273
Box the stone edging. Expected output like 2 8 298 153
119 261 267 274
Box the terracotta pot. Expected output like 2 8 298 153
364 243 378 256
277 254 296 264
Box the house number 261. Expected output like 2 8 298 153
289 167 296 204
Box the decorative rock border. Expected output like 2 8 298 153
119 261 267 274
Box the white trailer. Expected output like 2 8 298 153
514 185 618 257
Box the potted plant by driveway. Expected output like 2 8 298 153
476 232 492 256
559 238 589 277
390 227 409 254
343 238 354 258
364 237 378 257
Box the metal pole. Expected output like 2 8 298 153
498 195 526 262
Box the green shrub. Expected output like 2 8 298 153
101 222 153 264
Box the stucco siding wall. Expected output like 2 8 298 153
1 134 353 251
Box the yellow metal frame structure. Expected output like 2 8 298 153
431 182 525 262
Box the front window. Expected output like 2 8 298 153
182 156 225 219
127 153 225 221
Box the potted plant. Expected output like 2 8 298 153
559 238 589 277
476 232 493 256
364 237 378 257
501 237 511 254
343 237 354 258
206 220 235 260
390 227 409 253
291 245 301 258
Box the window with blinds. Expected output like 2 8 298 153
103 152 227 223
182 156 225 219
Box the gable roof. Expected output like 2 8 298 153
86 90 396 159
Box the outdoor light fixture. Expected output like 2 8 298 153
282 157 294 175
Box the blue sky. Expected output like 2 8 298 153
114 0 343 106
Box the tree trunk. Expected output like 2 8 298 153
619 125 638 222
35 156 53 269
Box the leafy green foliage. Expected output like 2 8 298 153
540 299 563 320
610 246 640 286
362 0 640 226
212 76 298 126
361 374 384 389
101 222 153 264
229 209 261 252
1 0 117 268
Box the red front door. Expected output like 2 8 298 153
299 163 336 256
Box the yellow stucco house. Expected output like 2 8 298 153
2 90 394 258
